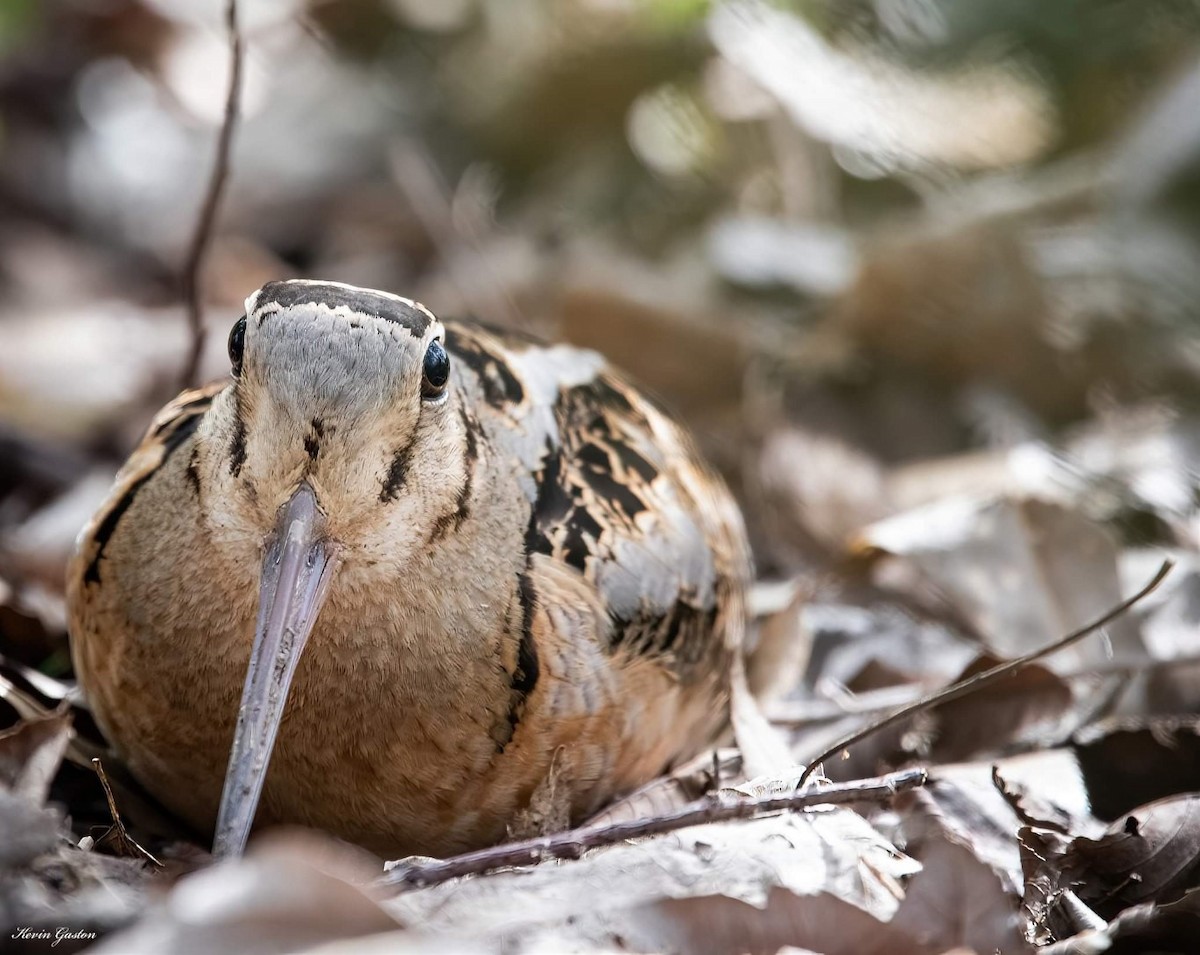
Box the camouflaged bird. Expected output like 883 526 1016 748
67 279 752 859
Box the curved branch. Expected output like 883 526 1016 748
379 767 926 892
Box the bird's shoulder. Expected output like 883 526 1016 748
446 319 751 679
71 383 225 589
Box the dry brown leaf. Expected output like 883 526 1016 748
891 836 1031 955
806 647 1070 777
1020 788 1200 942
621 885 935 955
791 651 1073 784
91 831 403 955
925 653 1072 763
856 496 1147 671
893 781 1031 953
745 578 811 705
1067 793 1200 916
0 708 72 807
0 657 108 771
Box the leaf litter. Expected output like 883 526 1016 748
6 1 1200 953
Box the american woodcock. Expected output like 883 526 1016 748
67 280 752 859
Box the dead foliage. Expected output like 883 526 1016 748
5 0 1200 953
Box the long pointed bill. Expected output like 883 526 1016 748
213 482 340 857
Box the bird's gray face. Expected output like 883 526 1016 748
200 279 461 857
213 279 460 547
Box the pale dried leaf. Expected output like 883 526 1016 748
386 808 920 949
894 782 1032 952
708 217 858 297
758 426 890 556
857 495 1147 670
91 832 403 955
0 790 63 868
622 887 930 955
0 708 72 807
899 779 1026 896
730 652 795 778
5 470 116 590
298 931 485 955
0 304 192 440
891 836 1031 954
942 749 1096 833
993 766 1102 839
745 579 811 704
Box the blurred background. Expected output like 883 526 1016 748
5 0 1200 732
10 4 1200 949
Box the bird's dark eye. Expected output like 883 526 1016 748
228 316 247 377
421 339 450 400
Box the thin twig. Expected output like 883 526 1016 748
178 0 244 391
770 648 1200 728
379 767 926 892
90 758 162 867
796 559 1174 790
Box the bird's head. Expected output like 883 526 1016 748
211 278 463 544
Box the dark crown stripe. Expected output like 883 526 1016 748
257 281 432 338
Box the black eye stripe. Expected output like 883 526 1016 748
228 316 247 377
421 339 450 400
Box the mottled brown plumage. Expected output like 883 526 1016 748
67 280 752 858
